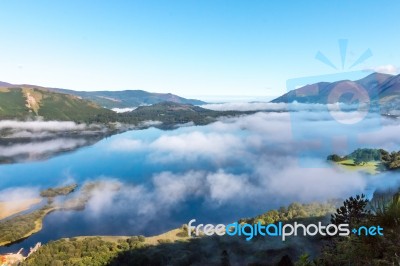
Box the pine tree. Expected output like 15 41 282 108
331 194 371 226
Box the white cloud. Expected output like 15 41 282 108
201 102 287 111
7 107 400 227
111 107 137 113
149 131 242 162
139 120 162 127
152 171 206 207
372 64 399 75
0 187 39 201
85 179 122 215
0 138 87 157
206 171 256 203
0 120 87 131
81 162 368 221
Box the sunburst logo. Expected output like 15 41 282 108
315 39 372 71
315 40 377 125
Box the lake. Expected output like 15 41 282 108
1 111 399 253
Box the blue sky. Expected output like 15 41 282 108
0 0 399 99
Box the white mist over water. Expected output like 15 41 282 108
1 105 400 249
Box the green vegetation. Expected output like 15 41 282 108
23 194 400 265
116 102 238 127
313 192 400 265
0 182 109 246
0 87 246 128
327 148 400 174
13 187 400 265
40 184 78 198
239 201 338 225
0 87 114 123
21 201 338 265
22 237 134 266
335 159 381 175
0 88 32 119
0 206 54 246
329 148 400 174
85 101 248 128
37 92 113 122
380 149 400 170
0 185 79 246
327 148 381 164
330 194 371 227
349 148 382 164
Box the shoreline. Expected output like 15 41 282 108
0 198 42 220
0 207 57 247
70 227 190 246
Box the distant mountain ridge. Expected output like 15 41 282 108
0 82 206 108
271 72 400 113
47 88 206 108
0 83 233 127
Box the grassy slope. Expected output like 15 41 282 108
0 88 31 119
0 87 114 122
335 159 381 175
74 228 189 246
37 92 112 122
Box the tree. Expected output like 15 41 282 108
327 154 342 162
353 158 364 166
220 250 231 266
331 194 371 226
278 255 294 266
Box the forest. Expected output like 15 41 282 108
328 148 400 170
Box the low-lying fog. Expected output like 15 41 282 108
0 120 110 163
1 103 400 243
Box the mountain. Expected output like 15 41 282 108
271 72 397 105
0 81 206 109
0 86 113 122
47 88 206 108
107 101 241 128
0 81 12 87
0 82 238 128
0 81 209 124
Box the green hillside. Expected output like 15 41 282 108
0 87 114 122
0 88 31 119
0 87 244 127
49 88 206 108
20 192 400 265
107 101 246 128
22 201 337 266
118 102 220 126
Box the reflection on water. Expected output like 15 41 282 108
0 136 104 164
0 120 111 164
1 112 400 253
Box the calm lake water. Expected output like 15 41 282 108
1 112 398 253
0 125 259 253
